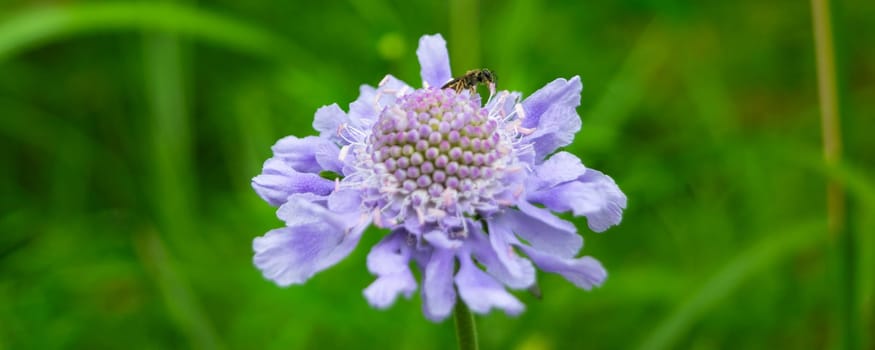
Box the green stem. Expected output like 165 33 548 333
453 300 479 350
811 0 843 238
810 0 856 349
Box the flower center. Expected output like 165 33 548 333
366 88 510 226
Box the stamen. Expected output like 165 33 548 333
517 126 536 135
338 145 351 161
373 208 383 227
514 103 526 120
378 75 391 86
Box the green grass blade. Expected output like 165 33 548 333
0 3 298 62
142 32 198 243
576 19 669 153
134 230 222 350
638 220 827 350
786 148 875 350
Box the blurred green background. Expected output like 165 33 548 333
1 0 873 349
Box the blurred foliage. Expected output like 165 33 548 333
1 0 873 349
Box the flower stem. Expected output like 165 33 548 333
810 0 857 348
811 0 844 238
453 300 479 350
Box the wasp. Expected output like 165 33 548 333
442 69 497 95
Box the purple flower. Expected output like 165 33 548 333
251 34 627 321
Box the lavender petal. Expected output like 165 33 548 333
312 103 347 143
253 198 364 286
252 158 334 207
314 140 344 173
423 230 463 250
521 76 582 129
348 75 411 128
485 216 537 289
526 151 587 192
363 231 417 309
421 248 456 322
527 168 627 232
518 245 607 290
416 34 452 88
271 135 334 173
521 77 583 162
467 228 534 289
455 254 524 315
507 200 582 259
348 84 379 125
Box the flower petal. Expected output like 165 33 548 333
366 231 409 275
485 216 537 289
521 76 582 129
276 194 342 228
466 228 533 289
314 140 344 173
363 231 417 309
507 200 582 259
526 151 587 192
521 77 583 162
253 198 364 286
327 188 361 213
421 249 456 321
364 274 417 310
348 75 412 128
416 34 452 88
272 135 334 173
312 103 347 143
375 75 413 110
518 245 607 290
348 84 378 125
527 168 626 232
252 158 334 206
455 254 524 316
423 230 463 250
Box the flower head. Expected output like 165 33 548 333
252 34 627 321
